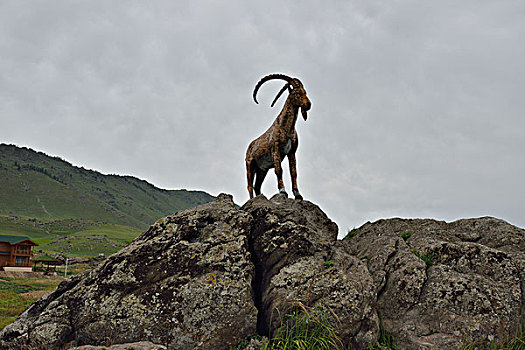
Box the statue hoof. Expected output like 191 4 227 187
278 189 288 197
295 194 303 200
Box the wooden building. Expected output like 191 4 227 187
0 235 38 271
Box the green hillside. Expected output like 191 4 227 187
0 215 143 257
0 144 216 257
0 144 215 228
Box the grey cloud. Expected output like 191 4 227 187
1 1 524 235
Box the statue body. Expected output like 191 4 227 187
245 74 311 200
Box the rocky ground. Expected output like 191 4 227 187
1 194 523 349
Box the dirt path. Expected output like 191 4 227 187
36 196 51 216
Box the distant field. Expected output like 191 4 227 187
0 215 143 257
0 262 97 331
0 276 62 330
36 224 143 257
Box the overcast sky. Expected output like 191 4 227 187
1 1 524 236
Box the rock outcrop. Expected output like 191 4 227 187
347 217 525 349
243 195 378 348
1 194 524 349
1 194 257 350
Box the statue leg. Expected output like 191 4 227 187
246 161 255 199
254 169 268 196
288 153 302 200
273 143 287 197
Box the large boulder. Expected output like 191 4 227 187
243 194 378 349
0 194 257 350
346 217 525 349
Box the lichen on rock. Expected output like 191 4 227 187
242 194 378 348
1 194 257 350
1 195 523 350
347 217 525 349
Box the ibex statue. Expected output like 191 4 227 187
245 73 311 200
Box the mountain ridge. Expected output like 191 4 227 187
0 143 215 229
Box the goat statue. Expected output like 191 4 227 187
245 73 311 200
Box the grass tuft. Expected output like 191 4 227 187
369 311 399 350
344 228 360 240
231 334 267 350
269 302 344 349
411 248 434 267
400 232 412 243
324 260 335 268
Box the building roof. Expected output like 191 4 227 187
0 235 38 245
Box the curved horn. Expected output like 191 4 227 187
270 83 291 107
253 73 296 104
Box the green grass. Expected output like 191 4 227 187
411 248 434 267
0 276 62 330
343 228 360 240
35 224 142 257
231 334 267 350
268 302 344 350
0 215 47 237
0 215 142 257
400 232 412 243
369 312 399 350
324 260 335 268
